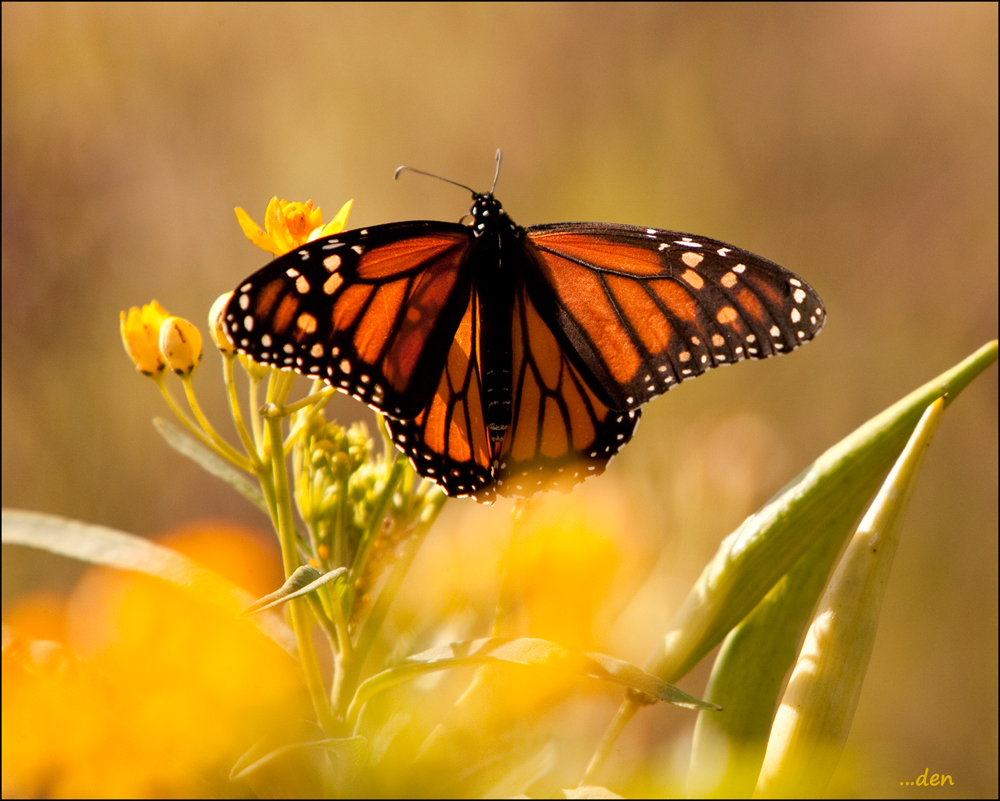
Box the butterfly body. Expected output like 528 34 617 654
225 186 825 503
465 194 519 445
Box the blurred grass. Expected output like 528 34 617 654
2 4 996 797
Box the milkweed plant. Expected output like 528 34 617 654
3 195 995 798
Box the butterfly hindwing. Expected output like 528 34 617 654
384 291 495 499
492 281 640 500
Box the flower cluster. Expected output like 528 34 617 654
120 196 446 737
120 300 202 377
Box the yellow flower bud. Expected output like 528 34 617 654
120 300 170 376
158 316 203 375
331 452 353 481
208 292 237 354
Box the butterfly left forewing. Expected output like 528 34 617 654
225 221 474 419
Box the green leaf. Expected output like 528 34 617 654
647 340 997 686
153 417 269 514
583 341 997 787
242 565 347 615
688 533 840 797
230 735 369 783
690 398 949 797
348 636 719 725
2 509 296 657
755 398 946 797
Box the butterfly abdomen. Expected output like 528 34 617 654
472 198 524 446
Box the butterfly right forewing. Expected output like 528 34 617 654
523 223 826 412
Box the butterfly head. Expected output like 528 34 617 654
469 192 519 238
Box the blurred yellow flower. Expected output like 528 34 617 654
510 503 619 652
236 197 353 255
2 521 304 798
120 300 170 376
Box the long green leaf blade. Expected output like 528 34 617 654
647 340 996 685
2 509 296 656
153 417 269 514
755 398 946 797
348 636 718 725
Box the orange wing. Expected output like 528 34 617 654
477 223 826 500
384 279 642 503
490 282 639 500
383 290 496 499
224 222 475 419
226 200 825 504
523 224 825 412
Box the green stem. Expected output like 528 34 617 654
155 376 230 462
248 374 263 451
342 490 446 724
265 413 336 732
493 499 537 635
223 353 263 470
180 374 255 472
579 698 640 787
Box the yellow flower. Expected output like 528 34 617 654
235 197 353 255
208 293 237 354
120 301 170 376
158 316 203 375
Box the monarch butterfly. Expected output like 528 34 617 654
223 153 825 503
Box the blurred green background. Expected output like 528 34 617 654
3 3 996 797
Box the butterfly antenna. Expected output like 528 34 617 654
490 149 502 194
394 164 476 195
